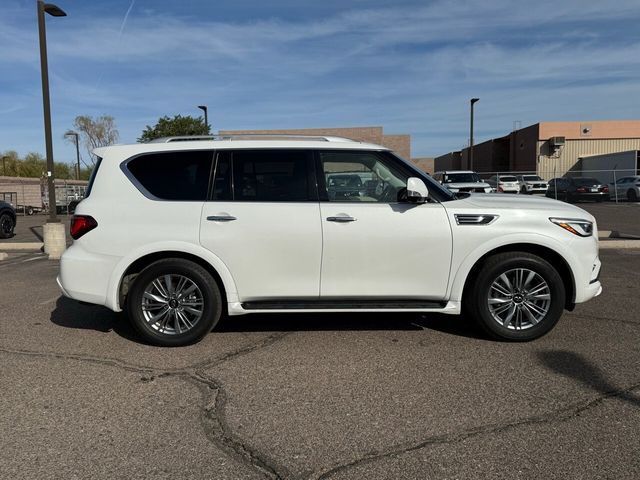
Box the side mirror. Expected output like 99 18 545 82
406 177 429 203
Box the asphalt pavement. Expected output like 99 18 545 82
1 249 639 479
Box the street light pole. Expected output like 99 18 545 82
469 98 479 170
197 105 208 133
1 156 7 176
37 0 66 222
65 131 81 180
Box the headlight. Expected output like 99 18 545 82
549 218 593 237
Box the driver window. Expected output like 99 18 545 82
319 151 408 203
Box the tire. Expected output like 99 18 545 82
0 212 15 239
628 189 638 202
27 207 34 216
465 252 565 341
520 186 527 194
126 258 222 347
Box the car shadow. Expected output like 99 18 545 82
537 350 640 408
50 296 141 343
29 226 44 241
50 296 488 341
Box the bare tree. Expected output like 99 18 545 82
72 115 119 166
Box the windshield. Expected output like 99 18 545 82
498 176 517 182
384 152 455 201
522 175 543 181
445 173 480 183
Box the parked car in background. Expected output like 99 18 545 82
608 176 640 202
432 170 492 193
0 200 16 239
517 175 549 194
546 177 609 203
486 175 520 193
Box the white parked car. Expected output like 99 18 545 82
608 176 640 202
432 170 492 193
486 175 520 194
58 135 602 346
517 175 549 195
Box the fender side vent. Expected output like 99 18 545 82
455 214 498 225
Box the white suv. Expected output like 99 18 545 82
58 135 602 346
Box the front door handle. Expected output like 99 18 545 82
327 216 356 223
207 215 237 222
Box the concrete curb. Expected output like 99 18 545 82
599 240 640 249
0 252 7 261
0 242 44 251
599 230 640 240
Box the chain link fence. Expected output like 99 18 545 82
474 169 639 203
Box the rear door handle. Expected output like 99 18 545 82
326 216 356 223
207 215 237 222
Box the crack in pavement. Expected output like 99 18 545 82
0 331 291 480
309 381 640 480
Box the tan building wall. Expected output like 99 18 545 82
537 138 640 179
411 157 434 174
539 120 640 140
219 126 411 159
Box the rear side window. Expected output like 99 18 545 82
85 156 102 198
212 149 314 202
126 150 214 201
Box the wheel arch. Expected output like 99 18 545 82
460 243 576 310
109 245 238 312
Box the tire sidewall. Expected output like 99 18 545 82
127 260 222 347
472 254 565 341
0 213 14 239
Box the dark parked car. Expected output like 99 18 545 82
546 177 609 203
0 200 17 239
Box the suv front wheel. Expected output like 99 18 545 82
127 258 222 347
466 252 565 341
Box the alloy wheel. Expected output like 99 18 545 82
487 268 551 330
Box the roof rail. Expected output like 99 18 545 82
147 134 357 143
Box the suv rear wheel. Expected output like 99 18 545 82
127 258 222 346
466 252 565 341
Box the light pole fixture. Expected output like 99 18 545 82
65 131 81 180
197 105 208 133
1 156 8 176
37 0 66 222
469 98 479 170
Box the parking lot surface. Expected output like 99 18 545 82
1 249 639 479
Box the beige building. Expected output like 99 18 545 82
435 120 640 179
219 126 412 162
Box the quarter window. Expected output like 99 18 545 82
126 150 213 201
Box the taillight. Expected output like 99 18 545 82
603 186 609 193
70 215 98 240
576 187 586 193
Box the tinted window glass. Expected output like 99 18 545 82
212 151 232 201
319 151 408 203
573 177 599 186
444 173 480 183
85 156 102 198
127 150 213 200
232 150 312 202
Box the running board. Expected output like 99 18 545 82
241 299 447 310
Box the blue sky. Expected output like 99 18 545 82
1 0 640 165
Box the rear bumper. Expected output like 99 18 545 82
58 243 121 307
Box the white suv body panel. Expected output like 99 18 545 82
58 140 602 318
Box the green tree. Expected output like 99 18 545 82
138 115 210 142
0 150 75 179
72 115 119 166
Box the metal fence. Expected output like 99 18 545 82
474 168 639 203
0 176 89 216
